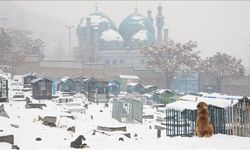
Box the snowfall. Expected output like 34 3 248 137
1 94 250 150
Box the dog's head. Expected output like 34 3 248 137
197 102 208 110
78 135 86 141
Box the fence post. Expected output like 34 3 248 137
157 129 161 138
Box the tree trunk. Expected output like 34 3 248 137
216 78 222 93
165 72 173 90
10 60 17 79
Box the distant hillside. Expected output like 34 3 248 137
0 1 74 60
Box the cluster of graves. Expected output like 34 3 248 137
2 72 121 102
162 93 250 137
0 71 9 102
2 71 250 138
1 72 177 106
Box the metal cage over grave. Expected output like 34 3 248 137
0 74 8 102
83 78 109 103
112 97 143 123
231 97 250 137
31 77 52 100
165 94 250 137
165 105 226 137
164 94 238 137
57 77 76 94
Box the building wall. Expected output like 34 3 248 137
200 72 250 96
14 60 250 96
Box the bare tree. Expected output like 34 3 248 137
0 28 44 76
141 40 200 89
201 52 245 92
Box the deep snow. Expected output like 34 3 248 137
1 98 250 150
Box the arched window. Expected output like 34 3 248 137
112 60 117 65
105 60 110 65
120 60 124 64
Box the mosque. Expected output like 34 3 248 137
73 4 168 69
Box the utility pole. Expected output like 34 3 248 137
247 55 250 76
65 25 74 61
247 45 250 75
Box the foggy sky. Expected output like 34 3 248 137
10 1 250 71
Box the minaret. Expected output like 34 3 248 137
147 7 153 23
156 4 164 47
86 16 91 47
86 16 93 63
95 3 98 12
163 26 168 47
134 3 138 13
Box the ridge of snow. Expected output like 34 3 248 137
100 29 123 42
132 29 149 41
131 16 144 21
88 15 109 25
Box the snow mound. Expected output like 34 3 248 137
132 29 149 41
100 29 123 42
88 15 109 25
131 16 144 21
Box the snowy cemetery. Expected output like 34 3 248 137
1 72 250 149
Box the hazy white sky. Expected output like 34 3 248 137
11 1 250 68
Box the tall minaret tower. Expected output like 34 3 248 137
156 4 164 47
147 7 153 23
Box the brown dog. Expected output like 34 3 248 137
196 102 213 137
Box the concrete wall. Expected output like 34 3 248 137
14 60 250 96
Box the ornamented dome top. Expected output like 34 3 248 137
118 7 155 44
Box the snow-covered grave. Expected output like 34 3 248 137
164 94 250 137
0 87 250 149
167 94 238 111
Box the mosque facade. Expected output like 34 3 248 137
74 5 168 69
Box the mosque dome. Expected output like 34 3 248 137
77 10 124 48
78 11 117 32
118 11 155 45
100 29 124 48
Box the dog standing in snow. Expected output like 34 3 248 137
196 102 214 137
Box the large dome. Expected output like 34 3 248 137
118 12 155 45
87 11 117 32
77 11 117 38
77 11 121 47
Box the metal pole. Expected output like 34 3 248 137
0 17 9 28
247 56 250 75
65 25 74 61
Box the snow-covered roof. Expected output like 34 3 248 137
87 14 109 25
100 29 123 42
131 16 144 21
179 95 200 101
22 72 38 78
31 77 51 84
168 94 239 111
127 82 143 87
143 93 152 98
132 29 148 41
0 73 9 80
144 85 157 89
200 92 243 100
61 76 71 82
166 100 198 111
156 89 173 94
119 75 139 80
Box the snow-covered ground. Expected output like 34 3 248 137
1 98 250 150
